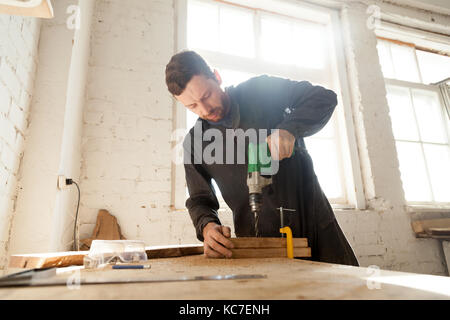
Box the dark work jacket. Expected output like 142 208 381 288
183 75 359 266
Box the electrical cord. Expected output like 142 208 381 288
66 178 81 251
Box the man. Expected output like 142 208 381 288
165 50 358 266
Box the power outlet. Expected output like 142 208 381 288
57 175 67 190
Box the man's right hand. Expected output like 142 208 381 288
202 222 234 258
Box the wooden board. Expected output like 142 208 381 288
231 247 311 258
230 237 308 248
145 244 203 259
8 237 310 268
429 228 450 236
9 244 204 269
411 218 450 239
8 251 86 269
2 255 450 300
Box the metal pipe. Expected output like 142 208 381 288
50 0 94 252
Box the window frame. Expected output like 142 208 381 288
375 28 450 208
385 78 450 206
171 0 366 210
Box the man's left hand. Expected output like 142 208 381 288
266 129 295 161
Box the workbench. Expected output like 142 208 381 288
0 255 449 300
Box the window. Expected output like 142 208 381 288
377 38 450 205
175 0 364 209
377 39 450 85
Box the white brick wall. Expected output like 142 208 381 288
335 3 449 276
2 0 448 277
78 0 192 245
74 0 450 276
0 14 41 269
7 0 77 257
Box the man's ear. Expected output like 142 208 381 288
213 69 222 86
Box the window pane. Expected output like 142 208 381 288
212 179 224 201
186 180 225 205
411 89 448 144
186 109 198 129
423 144 450 202
416 50 450 85
390 44 421 83
260 16 326 69
219 69 255 88
305 138 343 199
395 141 432 202
187 1 219 51
292 22 326 69
377 40 395 79
261 16 292 64
313 115 335 139
386 86 420 141
219 7 254 58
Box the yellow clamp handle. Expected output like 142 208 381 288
279 227 294 259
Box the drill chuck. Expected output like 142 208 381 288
249 193 262 214
247 142 273 238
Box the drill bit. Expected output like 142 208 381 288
249 193 262 237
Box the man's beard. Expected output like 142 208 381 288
218 92 231 119
205 92 230 122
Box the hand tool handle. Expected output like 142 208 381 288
279 227 294 259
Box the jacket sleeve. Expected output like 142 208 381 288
183 129 221 242
247 75 338 138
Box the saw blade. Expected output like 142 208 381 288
0 272 267 287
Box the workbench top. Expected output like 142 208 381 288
0 255 449 299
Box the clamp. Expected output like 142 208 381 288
279 226 294 259
277 207 295 258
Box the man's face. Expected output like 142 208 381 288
175 74 229 122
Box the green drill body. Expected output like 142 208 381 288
246 142 273 237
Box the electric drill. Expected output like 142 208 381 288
246 142 272 237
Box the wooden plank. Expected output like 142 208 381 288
231 247 311 259
9 244 204 269
429 228 450 236
9 252 85 269
411 218 450 238
9 238 310 268
230 237 308 248
411 220 425 235
145 244 203 259
3 255 450 300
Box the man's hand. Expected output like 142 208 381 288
267 129 295 161
202 222 234 258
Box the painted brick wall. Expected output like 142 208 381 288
75 0 449 276
78 0 198 246
7 0 76 258
3 0 448 277
335 3 449 276
0 14 41 269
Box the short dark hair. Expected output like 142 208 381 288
165 51 215 96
